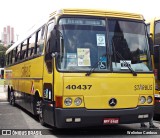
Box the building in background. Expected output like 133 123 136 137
1 26 14 47
11 27 14 44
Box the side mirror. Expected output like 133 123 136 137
48 28 59 53
49 26 64 54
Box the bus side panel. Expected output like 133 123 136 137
5 56 44 114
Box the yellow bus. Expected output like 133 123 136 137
4 9 155 128
147 17 160 115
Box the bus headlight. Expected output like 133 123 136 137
139 96 146 104
64 98 72 106
74 97 82 106
147 96 153 104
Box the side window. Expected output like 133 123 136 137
21 40 27 60
36 26 45 54
16 45 21 62
28 34 36 57
27 37 31 57
15 47 18 62
12 48 16 64
155 21 160 45
26 38 29 58
5 55 8 66
7 52 10 65
9 51 13 65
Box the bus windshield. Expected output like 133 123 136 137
57 17 152 72
109 20 152 72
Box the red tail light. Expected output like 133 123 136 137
55 96 63 108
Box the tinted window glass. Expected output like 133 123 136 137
155 21 160 45
108 19 152 72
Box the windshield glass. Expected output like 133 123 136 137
108 19 152 72
57 17 109 71
56 17 152 73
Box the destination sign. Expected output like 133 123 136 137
59 18 105 26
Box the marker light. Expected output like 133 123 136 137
147 96 153 104
139 96 146 104
64 98 72 106
74 97 82 106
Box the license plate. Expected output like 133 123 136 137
103 118 119 124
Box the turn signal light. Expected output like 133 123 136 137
55 96 63 108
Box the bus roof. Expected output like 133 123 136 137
6 8 144 55
50 8 144 21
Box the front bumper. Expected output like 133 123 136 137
55 106 154 128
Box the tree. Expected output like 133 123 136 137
0 44 7 67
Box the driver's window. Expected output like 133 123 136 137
154 46 160 80
155 21 160 45
46 22 54 54
45 20 55 73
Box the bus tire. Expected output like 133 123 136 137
39 100 45 126
33 94 40 115
10 91 15 106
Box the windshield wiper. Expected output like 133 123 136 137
116 51 137 76
85 53 107 76
112 39 137 76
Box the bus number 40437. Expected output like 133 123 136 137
66 85 92 90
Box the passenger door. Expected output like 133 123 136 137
42 20 55 126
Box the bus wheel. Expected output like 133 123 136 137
39 100 45 126
34 96 41 115
10 91 15 106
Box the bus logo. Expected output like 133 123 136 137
109 98 117 107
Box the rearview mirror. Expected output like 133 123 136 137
48 28 59 53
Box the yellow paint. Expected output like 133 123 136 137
61 73 154 109
5 9 154 112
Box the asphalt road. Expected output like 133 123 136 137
0 85 160 138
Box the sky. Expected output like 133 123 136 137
0 0 160 41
